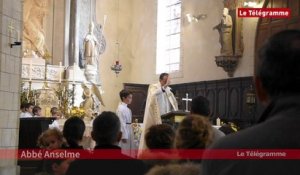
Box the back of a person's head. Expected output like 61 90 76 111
190 95 210 117
175 114 213 149
25 103 34 110
92 111 120 145
145 124 175 149
63 117 85 147
20 103 26 110
257 30 300 98
146 162 201 175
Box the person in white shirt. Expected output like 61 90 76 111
20 103 34 118
19 103 26 118
33 106 42 117
116 89 134 157
49 107 61 129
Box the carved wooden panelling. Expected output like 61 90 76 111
125 77 262 129
170 77 261 128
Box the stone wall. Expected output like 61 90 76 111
0 0 22 174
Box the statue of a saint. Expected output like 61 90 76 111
83 22 100 67
23 0 49 58
213 8 233 56
83 22 101 83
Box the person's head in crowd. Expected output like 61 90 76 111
25 103 34 114
33 106 42 117
255 30 300 104
63 117 85 148
190 95 210 117
119 89 133 105
20 103 26 113
145 162 201 175
37 128 66 149
92 111 122 145
145 124 175 149
51 107 61 119
175 114 213 149
44 152 74 175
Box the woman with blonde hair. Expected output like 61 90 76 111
175 114 213 162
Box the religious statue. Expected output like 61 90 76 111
80 83 105 119
23 0 49 58
213 8 233 56
83 22 101 83
80 83 94 118
84 22 100 66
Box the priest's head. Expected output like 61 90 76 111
255 30 300 105
92 111 122 145
159 73 170 86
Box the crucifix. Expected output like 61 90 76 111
182 93 192 112
8 21 15 35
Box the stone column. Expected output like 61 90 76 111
69 0 79 66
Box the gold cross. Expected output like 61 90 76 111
8 21 15 36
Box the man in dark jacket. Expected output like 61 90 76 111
66 111 146 175
202 30 300 175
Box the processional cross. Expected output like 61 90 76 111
182 93 192 112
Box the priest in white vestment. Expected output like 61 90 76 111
116 90 135 157
138 73 178 155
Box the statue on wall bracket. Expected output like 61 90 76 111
214 1 244 77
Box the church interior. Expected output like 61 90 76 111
0 0 299 174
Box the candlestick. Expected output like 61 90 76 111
16 30 20 41
28 81 32 103
72 84 75 107
29 60 32 81
59 62 62 83
73 63 75 84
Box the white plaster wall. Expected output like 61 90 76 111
96 0 134 111
95 0 262 111
125 0 259 84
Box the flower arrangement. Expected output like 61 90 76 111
132 119 142 147
70 106 85 118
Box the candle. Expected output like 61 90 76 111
73 63 75 84
29 60 32 81
16 30 20 41
104 15 107 27
216 117 221 126
59 62 62 83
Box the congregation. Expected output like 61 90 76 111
17 29 300 175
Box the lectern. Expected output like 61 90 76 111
18 117 56 175
161 111 189 129
18 117 56 148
